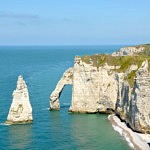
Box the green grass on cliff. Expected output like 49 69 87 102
81 54 149 71
125 70 137 87
81 44 150 87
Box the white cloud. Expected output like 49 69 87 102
0 12 40 20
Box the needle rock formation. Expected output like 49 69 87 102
6 75 33 124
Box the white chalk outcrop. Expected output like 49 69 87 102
69 56 118 113
112 45 145 56
129 60 150 133
115 60 150 134
6 75 33 124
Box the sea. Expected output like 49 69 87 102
0 46 132 150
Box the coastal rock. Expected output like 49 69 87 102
50 68 73 110
6 75 33 124
51 56 138 114
112 60 150 133
50 45 150 133
69 56 118 113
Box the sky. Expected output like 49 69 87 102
0 0 150 45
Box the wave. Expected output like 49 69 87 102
124 133 134 148
42 108 50 111
0 123 10 126
112 125 123 135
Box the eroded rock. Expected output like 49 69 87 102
50 68 73 110
6 75 33 124
129 60 150 133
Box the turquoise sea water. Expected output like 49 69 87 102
0 46 132 150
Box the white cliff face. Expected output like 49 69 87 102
6 75 33 124
69 57 118 113
115 73 130 120
50 68 73 110
115 60 150 133
129 60 150 133
112 46 144 56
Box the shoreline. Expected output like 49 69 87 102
108 114 150 150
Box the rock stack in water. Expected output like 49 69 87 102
6 75 33 124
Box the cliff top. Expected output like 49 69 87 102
112 44 150 56
81 44 150 68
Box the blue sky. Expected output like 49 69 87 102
0 0 150 45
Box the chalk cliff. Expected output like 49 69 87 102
129 60 150 133
6 75 33 124
69 56 118 113
50 44 150 133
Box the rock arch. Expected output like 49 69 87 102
50 68 73 110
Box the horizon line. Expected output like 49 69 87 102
0 43 142 47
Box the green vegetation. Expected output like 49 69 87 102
125 71 137 87
81 54 149 71
81 44 150 87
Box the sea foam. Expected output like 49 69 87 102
0 123 10 126
112 123 134 149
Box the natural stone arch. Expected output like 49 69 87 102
50 68 73 110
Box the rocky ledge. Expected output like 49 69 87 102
6 75 33 124
50 44 150 134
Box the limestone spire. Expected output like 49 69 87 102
6 75 33 124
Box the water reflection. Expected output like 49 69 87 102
8 124 32 150
70 114 103 149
